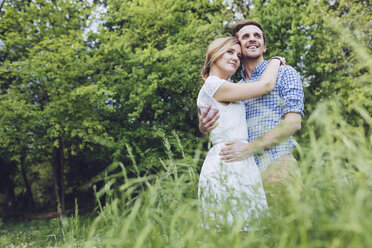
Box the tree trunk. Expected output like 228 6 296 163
0 159 16 217
20 152 35 208
6 177 16 217
52 139 65 220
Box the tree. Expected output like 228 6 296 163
0 98 38 209
0 0 114 219
89 0 233 169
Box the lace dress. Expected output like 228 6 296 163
197 76 268 230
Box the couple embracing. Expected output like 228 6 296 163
196 20 304 230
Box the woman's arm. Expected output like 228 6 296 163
213 58 282 102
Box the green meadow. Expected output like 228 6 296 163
1 99 372 247
1 0 371 247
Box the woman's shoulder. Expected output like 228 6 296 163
204 76 226 90
204 76 226 89
205 75 225 84
198 76 225 104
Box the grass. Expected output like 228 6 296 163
0 213 97 248
0 218 64 247
81 101 372 248
1 100 371 248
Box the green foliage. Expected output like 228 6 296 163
0 0 115 214
0 97 38 160
0 1 371 241
247 0 371 120
84 0 234 170
96 0 228 132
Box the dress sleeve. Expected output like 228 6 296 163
278 66 305 117
204 76 226 97
197 76 226 110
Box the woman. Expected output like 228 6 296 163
197 37 283 230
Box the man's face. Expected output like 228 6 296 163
236 25 266 60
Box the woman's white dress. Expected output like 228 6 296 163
197 76 268 230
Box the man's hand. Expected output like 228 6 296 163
198 105 219 137
219 141 253 162
219 112 302 162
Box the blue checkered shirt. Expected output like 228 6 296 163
239 60 304 170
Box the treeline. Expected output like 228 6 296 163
0 0 370 219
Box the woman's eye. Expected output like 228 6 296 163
227 50 233 54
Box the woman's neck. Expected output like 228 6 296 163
209 68 229 80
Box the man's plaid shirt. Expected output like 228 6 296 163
239 60 304 170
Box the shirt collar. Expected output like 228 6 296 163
240 60 268 80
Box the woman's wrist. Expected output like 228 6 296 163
269 56 286 65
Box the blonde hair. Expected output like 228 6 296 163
200 37 240 81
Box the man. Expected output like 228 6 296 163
198 20 304 193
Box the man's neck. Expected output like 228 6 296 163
242 57 264 79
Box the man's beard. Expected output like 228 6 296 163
243 54 261 60
244 52 261 60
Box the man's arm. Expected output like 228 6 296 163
220 112 301 162
198 105 219 137
220 65 304 161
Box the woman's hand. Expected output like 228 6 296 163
268 56 286 65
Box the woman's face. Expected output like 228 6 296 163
213 44 241 78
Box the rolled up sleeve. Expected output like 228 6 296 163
279 66 305 117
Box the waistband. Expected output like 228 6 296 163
212 140 248 147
